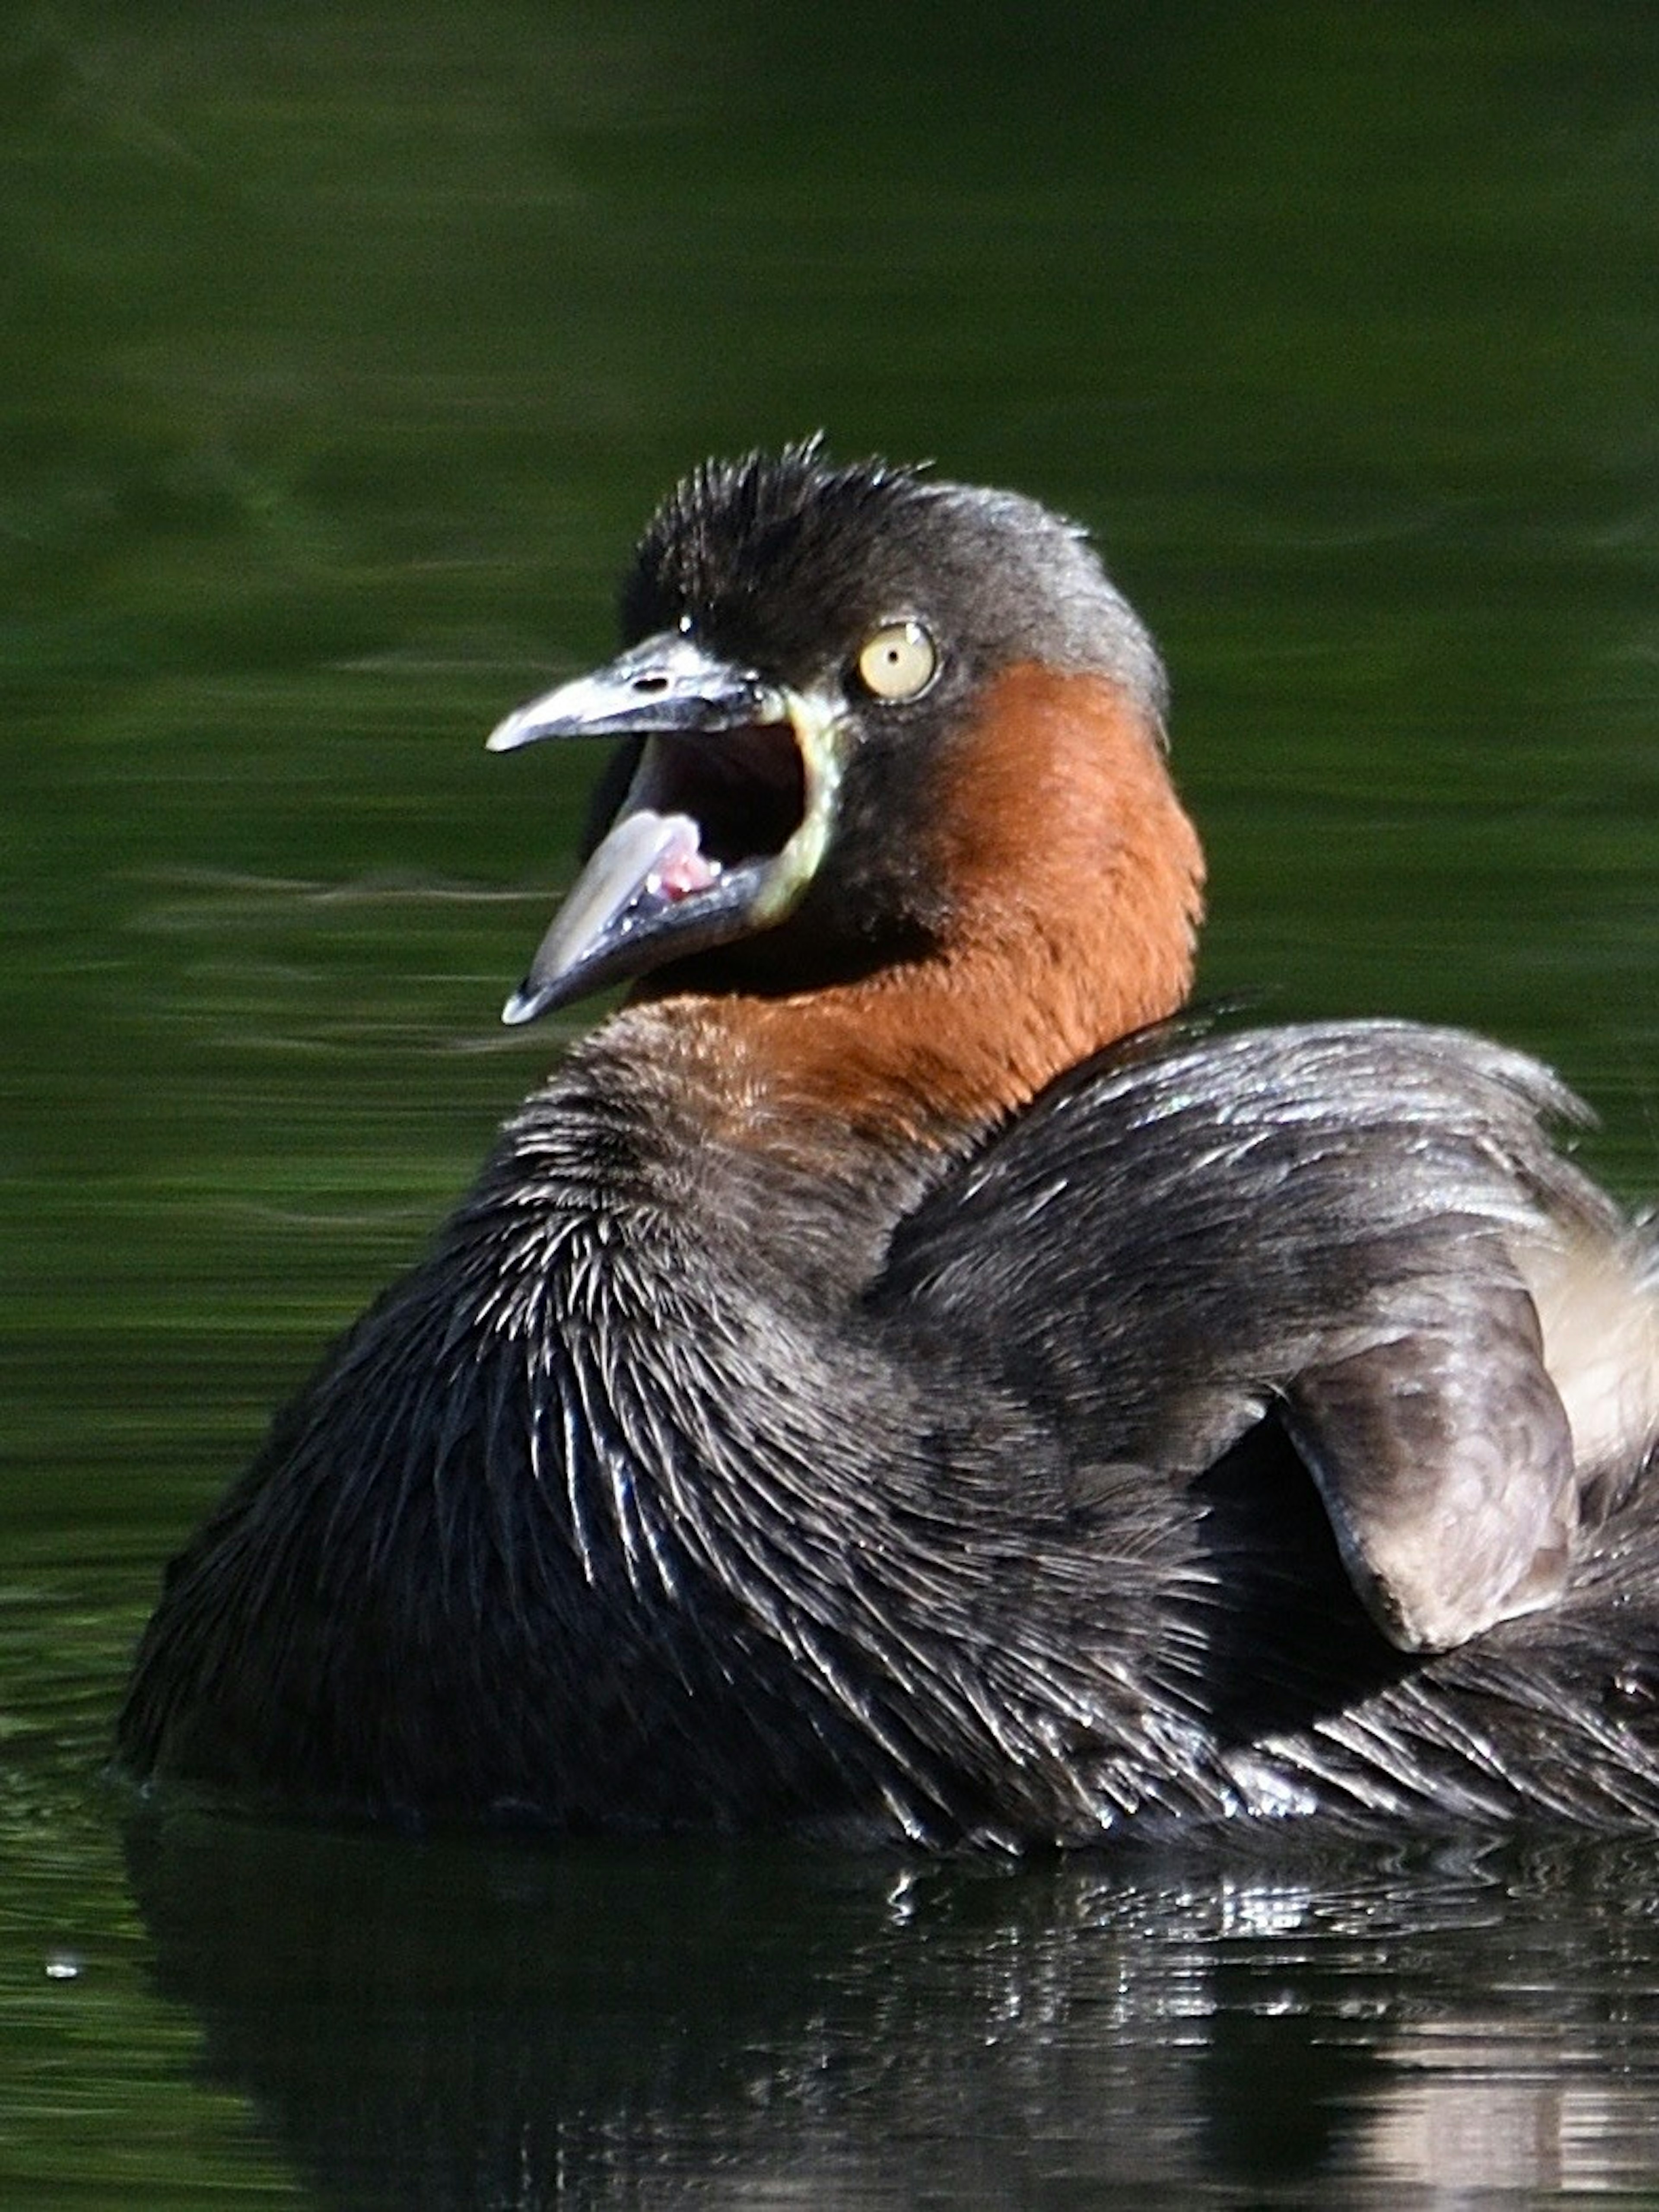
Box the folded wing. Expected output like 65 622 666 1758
877 1020 1641 1653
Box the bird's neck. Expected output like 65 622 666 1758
629 667 1205 1163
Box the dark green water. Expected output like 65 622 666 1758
5 3 1659 2202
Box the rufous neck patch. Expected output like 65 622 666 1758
653 667 1205 1162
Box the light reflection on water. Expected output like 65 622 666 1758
110 1817 1659 2206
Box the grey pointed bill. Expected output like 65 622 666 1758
487 632 849 1022
486 632 789 754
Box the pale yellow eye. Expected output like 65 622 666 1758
855 620 938 702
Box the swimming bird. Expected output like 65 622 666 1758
118 444 1659 1846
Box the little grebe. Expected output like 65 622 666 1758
120 445 1659 1845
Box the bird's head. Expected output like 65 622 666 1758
489 445 1204 1137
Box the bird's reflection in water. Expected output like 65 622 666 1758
125 1807 1659 2207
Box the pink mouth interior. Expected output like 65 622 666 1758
647 817 722 902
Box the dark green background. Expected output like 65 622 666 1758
4 3 1658 2201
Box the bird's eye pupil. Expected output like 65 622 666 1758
856 620 937 702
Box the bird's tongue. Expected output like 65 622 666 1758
506 808 719 1022
652 823 722 901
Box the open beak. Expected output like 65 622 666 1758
486 632 846 1023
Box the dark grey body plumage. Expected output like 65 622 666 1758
121 1009 1659 1843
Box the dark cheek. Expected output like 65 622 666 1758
817 771 950 946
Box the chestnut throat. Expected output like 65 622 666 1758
622 666 1205 1168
